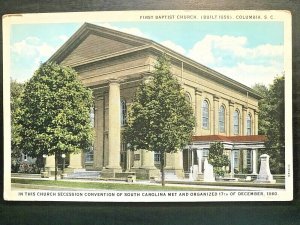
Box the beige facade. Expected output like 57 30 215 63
47 23 262 179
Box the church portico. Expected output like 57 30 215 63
184 135 266 180
183 135 265 180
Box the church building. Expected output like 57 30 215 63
46 23 265 179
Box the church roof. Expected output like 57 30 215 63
49 22 261 99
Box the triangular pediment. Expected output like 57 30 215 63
50 23 151 67
48 23 260 100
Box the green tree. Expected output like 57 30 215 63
208 142 230 177
17 63 94 180
252 76 285 173
252 83 269 135
11 79 24 172
124 54 195 186
265 76 285 173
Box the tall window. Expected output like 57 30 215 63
234 151 239 170
85 146 94 163
120 142 127 163
121 99 127 126
154 152 161 164
90 106 95 127
202 100 209 129
233 110 240 135
219 105 225 133
246 113 252 135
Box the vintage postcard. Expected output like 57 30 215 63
3 10 293 202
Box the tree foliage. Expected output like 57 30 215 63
252 76 285 173
11 79 24 171
124 54 195 186
16 63 94 179
208 142 230 177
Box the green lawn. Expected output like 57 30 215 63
11 178 219 191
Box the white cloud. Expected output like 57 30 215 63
187 34 283 66
160 40 186 55
11 36 56 59
248 44 283 58
11 36 59 81
215 62 283 87
188 37 218 65
187 35 245 65
185 34 284 87
57 35 69 42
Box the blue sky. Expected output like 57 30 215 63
10 21 284 87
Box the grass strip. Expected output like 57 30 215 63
11 178 219 191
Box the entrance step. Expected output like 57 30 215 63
66 170 100 179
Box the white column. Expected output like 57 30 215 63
69 153 83 169
252 149 258 174
191 149 194 168
231 150 235 177
126 150 131 171
107 79 121 169
197 150 203 174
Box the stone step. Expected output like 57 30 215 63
11 173 41 178
66 171 100 179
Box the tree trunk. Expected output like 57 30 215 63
54 153 58 181
160 152 165 187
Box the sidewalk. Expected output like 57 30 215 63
11 174 284 192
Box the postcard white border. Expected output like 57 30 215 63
3 10 293 202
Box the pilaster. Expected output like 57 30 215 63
229 100 235 136
141 150 156 169
68 152 83 169
45 155 55 173
213 95 219 134
94 95 104 169
254 109 259 135
195 89 202 135
242 106 248 135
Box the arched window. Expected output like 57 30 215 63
219 105 225 133
202 100 209 129
233 110 240 135
120 99 127 126
185 92 191 103
246 113 252 135
90 106 95 127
